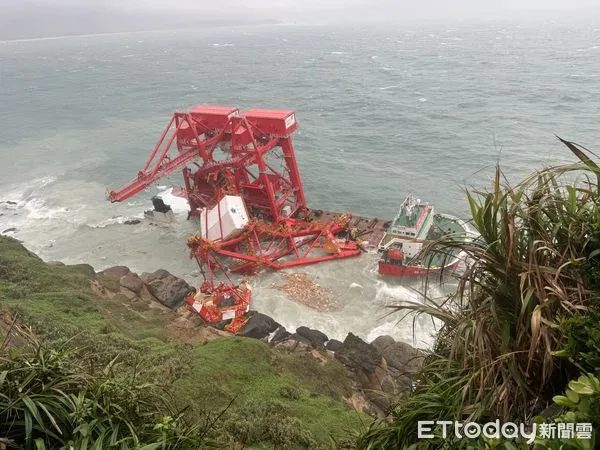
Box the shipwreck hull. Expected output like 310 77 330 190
378 258 460 277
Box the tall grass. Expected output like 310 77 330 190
0 322 215 449
358 138 600 449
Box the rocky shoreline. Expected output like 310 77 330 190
81 263 424 417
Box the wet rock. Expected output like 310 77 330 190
335 333 398 414
2 228 17 234
336 333 381 373
269 326 291 345
152 196 172 213
325 339 343 352
295 326 328 347
274 337 312 353
120 272 144 294
124 219 141 225
238 311 280 339
141 269 194 310
5 201 17 205
287 333 312 346
371 335 424 389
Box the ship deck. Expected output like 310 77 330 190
311 209 389 249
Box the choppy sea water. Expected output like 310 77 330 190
1 19 599 347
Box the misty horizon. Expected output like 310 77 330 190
1 0 600 40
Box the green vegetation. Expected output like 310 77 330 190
0 235 366 449
0 327 206 449
357 138 600 449
10 136 600 449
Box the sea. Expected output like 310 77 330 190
1 18 599 348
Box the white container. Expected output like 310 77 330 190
403 241 423 258
199 195 249 241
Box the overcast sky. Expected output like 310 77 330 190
1 0 600 39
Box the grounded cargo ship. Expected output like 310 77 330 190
377 193 469 277
107 104 467 331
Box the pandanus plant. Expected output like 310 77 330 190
358 138 600 449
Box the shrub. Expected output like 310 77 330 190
222 400 318 449
357 138 600 448
0 326 212 449
556 313 600 373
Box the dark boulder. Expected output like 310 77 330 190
325 339 343 352
335 333 397 413
295 326 328 347
335 333 382 373
287 333 312 346
140 269 194 309
270 326 291 345
152 196 172 213
274 334 312 353
238 311 280 339
371 335 424 388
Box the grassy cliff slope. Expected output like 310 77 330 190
0 236 366 448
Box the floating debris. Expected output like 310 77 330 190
272 273 340 312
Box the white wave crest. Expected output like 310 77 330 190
156 187 190 214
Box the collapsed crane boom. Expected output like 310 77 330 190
108 106 308 221
108 110 227 203
108 105 363 331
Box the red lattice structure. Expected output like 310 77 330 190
108 106 307 220
108 105 362 326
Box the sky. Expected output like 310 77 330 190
1 0 600 39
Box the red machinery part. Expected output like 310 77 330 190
388 248 404 261
109 106 362 330
185 281 251 324
187 214 362 286
108 106 307 222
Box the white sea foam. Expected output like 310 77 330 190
366 320 437 349
371 280 444 348
156 187 190 214
375 281 421 303
90 213 144 229
24 198 69 220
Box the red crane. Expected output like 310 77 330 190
108 105 362 331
